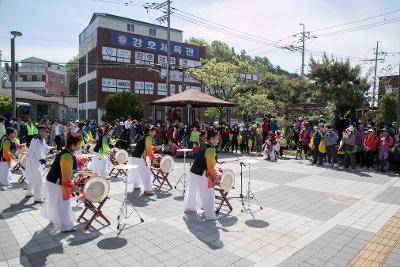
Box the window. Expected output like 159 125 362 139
149 28 156 36
88 109 97 121
134 81 144 94
51 90 56 95
41 75 46 81
144 82 154 95
101 78 130 93
157 83 167 96
135 81 153 95
127 23 135 32
60 78 65 85
135 52 154 66
32 75 37 81
87 79 97 101
87 47 97 73
79 110 86 120
79 56 86 77
19 75 27 81
79 83 86 103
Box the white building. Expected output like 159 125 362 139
5 57 68 96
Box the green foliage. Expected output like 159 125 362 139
233 83 275 122
204 107 220 122
0 96 12 116
376 94 397 125
102 92 144 122
66 56 78 96
307 55 369 116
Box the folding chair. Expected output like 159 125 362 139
214 169 235 214
151 155 174 190
109 149 129 177
16 153 28 184
77 197 111 229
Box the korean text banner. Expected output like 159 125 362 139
110 32 200 59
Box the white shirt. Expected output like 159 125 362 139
54 125 60 136
28 137 51 163
124 120 132 129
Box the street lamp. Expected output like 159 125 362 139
10 31 22 117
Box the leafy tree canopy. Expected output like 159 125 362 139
376 94 397 125
307 55 369 116
66 56 78 96
0 96 12 117
102 92 144 122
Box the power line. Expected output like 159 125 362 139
314 16 400 39
310 8 400 33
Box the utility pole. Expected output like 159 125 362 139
11 31 22 118
299 23 305 77
397 55 400 135
372 41 379 107
166 0 171 96
0 50 3 89
145 1 172 96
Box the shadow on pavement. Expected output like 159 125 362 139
97 236 127 250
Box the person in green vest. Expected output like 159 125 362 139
26 119 38 147
190 126 200 148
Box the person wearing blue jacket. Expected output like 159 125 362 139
324 124 339 167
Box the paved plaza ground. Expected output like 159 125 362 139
1 153 400 267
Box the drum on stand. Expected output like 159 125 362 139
74 172 112 229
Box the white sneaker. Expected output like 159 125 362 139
333 164 338 168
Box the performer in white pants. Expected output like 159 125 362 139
42 132 82 233
184 127 220 221
25 126 55 203
0 128 18 187
92 125 115 177
127 126 158 196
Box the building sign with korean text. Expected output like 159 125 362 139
110 32 201 59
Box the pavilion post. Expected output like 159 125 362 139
187 104 191 125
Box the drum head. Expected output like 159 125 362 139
160 155 174 173
83 176 110 203
115 149 129 164
220 169 235 192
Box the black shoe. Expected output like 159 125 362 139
34 200 44 204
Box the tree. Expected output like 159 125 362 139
0 96 12 116
376 94 397 125
307 55 369 116
234 84 275 122
102 92 144 122
188 58 249 121
66 56 78 96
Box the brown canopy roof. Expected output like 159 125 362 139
150 89 234 107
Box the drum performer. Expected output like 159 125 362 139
0 128 18 186
92 125 116 177
42 132 82 232
25 126 55 203
184 127 220 221
127 126 157 196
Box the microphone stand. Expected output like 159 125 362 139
229 155 253 201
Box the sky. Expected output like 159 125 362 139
0 0 399 79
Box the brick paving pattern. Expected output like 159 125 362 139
0 155 399 266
